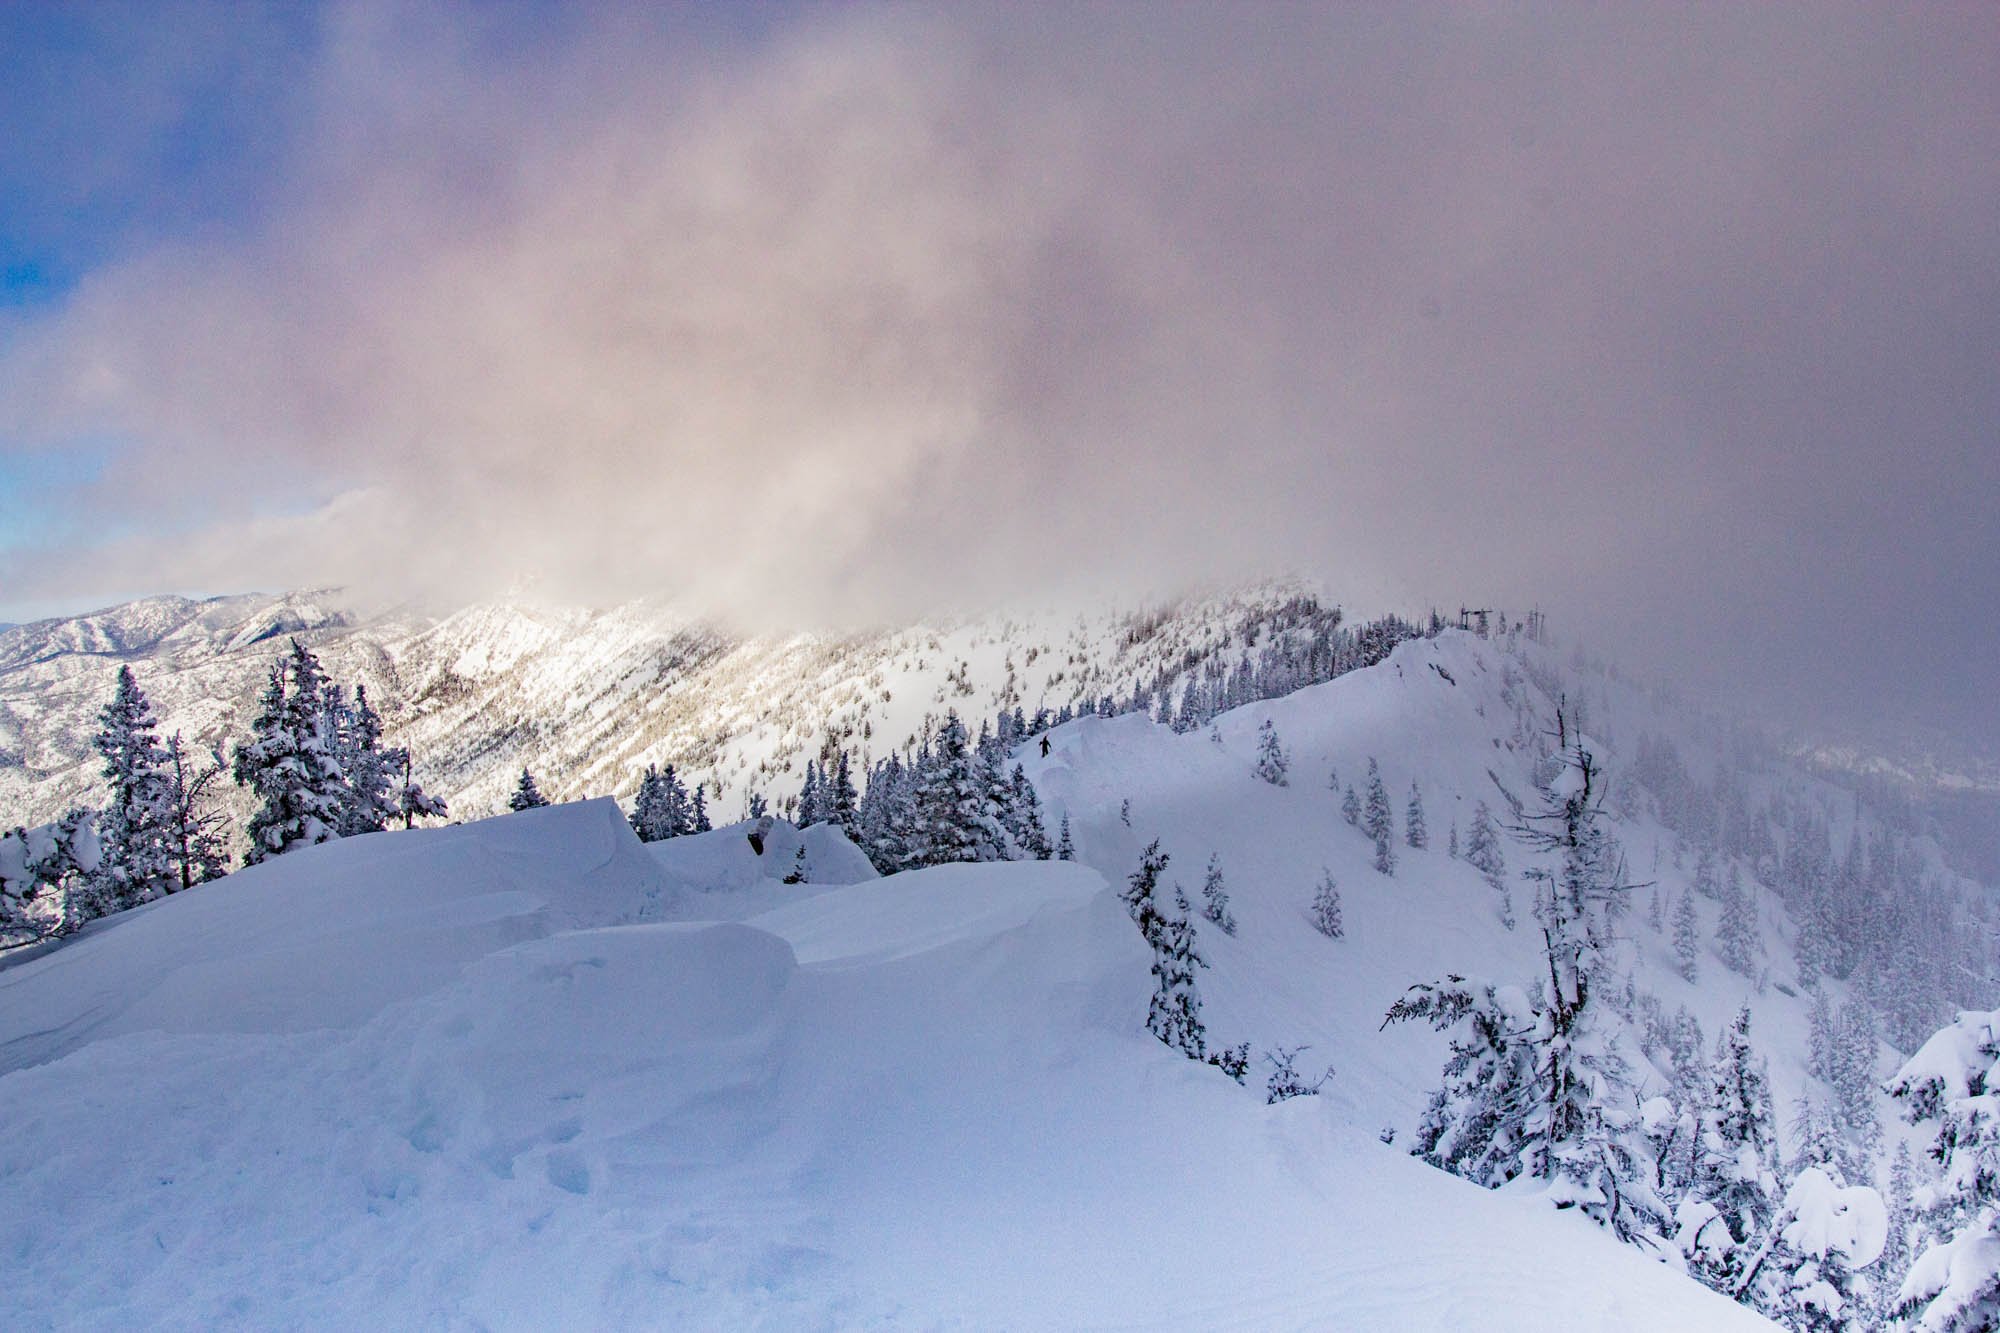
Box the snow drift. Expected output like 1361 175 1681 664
0 788 1771 1328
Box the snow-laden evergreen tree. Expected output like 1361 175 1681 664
795 760 823 827
232 641 351 863
910 713 1006 864
1122 839 1170 943
1694 845 1721 900
1341 784 1361 827
1148 887 1209 1060
745 788 768 820
1808 989 1837 1084
1264 1045 1331 1103
1673 888 1701 983
1447 822 1459 859
1309 868 1342 938
1 810 102 938
92 664 175 908
1690 1006 1782 1281
1829 1002 1881 1164
1717 866 1761 976
1254 719 1289 786
1056 812 1075 861
1648 886 1666 933
1465 800 1511 925
1733 1166 1887 1333
1005 764 1052 859
162 733 230 890
826 751 858 829
631 765 675 842
1391 720 1665 1246
50 809 113 931
393 749 447 830
1885 1009 2000 1333
335 685 398 836
1200 854 1236 936
1363 759 1395 876
654 765 691 836
1875 1142 1919 1328
1405 781 1428 850
508 768 549 812
690 786 712 833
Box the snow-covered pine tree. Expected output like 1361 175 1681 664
1364 759 1396 876
1674 888 1701 983
1886 1009 2000 1333
796 760 822 827
1405 782 1429 850
393 749 447 830
1393 721 1664 1245
1 811 102 939
1123 840 1169 943
232 641 351 863
1733 1165 1886 1333
1200 854 1236 936
1254 719 1289 786
1147 887 1209 1060
911 713 1005 865
1875 1142 1917 1328
1694 1006 1781 1269
508 768 549 812
1465 801 1505 890
631 765 673 842
690 786 712 833
1717 866 1760 976
1310 868 1343 938
1447 822 1459 859
1808 989 1836 1083
1649 886 1666 933
827 750 858 828
1056 812 1076 861
659 765 691 836
335 684 398 837
1694 846 1721 900
161 733 230 890
92 664 175 908
1341 784 1361 826
1006 763 1052 859
1828 1002 1881 1164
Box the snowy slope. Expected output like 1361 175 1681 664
1024 631 1949 1177
0 797 1769 1330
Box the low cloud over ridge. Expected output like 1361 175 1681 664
1 3 1996 744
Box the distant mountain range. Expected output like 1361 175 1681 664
0 582 1362 835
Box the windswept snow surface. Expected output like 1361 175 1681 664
0 797 1769 1329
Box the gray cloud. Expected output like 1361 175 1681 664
1 2 1996 747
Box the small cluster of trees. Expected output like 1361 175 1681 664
234 640 445 862
627 763 712 841
4 641 448 944
843 710 1054 874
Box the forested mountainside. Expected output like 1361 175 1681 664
0 582 1430 828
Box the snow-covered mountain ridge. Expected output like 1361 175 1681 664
0 582 1371 831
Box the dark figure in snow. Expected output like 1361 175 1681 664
1040 736 1051 758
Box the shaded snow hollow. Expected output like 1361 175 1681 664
0 798 1771 1328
